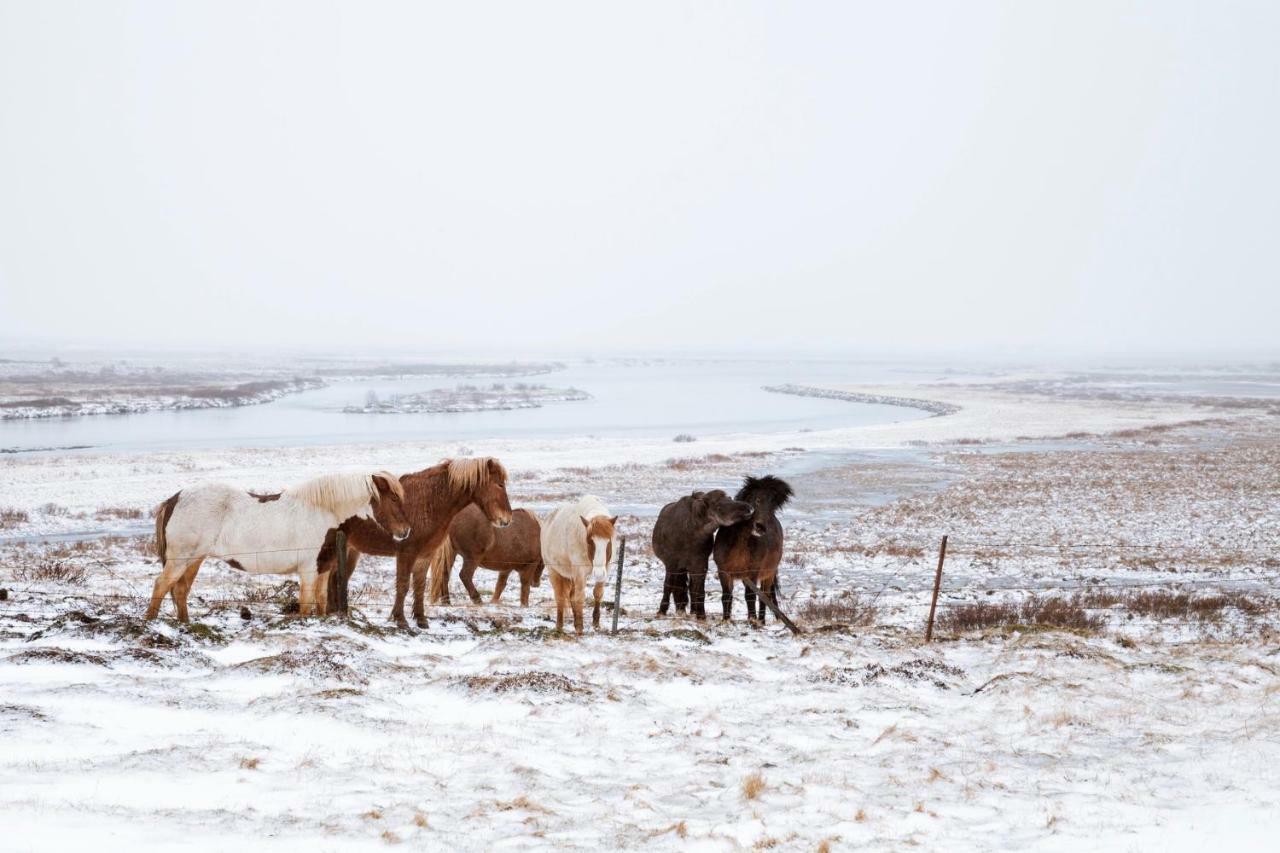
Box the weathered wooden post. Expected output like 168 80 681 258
611 536 627 635
743 577 803 635
334 530 349 616
924 534 948 642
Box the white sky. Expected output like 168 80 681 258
1 1 1277 357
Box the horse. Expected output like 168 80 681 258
540 496 617 634
321 457 512 629
712 475 793 624
653 489 753 619
428 505 544 606
148 471 409 622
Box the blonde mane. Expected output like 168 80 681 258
286 471 379 516
373 470 405 502
444 457 507 495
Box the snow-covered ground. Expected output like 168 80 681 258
1 380 1278 850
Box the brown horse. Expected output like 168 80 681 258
321 457 512 628
712 475 793 624
428 505 544 606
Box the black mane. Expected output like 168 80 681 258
735 475 793 510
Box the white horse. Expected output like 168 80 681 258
148 471 409 622
540 496 618 634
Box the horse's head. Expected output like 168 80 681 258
694 489 754 529
476 458 513 528
735 475 794 538
579 514 618 587
370 472 412 542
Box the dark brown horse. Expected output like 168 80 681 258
428 505 544 606
712 475 793 624
653 489 753 619
322 457 512 628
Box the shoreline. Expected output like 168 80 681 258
762 383 960 417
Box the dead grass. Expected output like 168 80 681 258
239 757 260 770
742 771 766 801
939 596 1103 633
94 506 145 521
12 558 88 585
798 592 877 627
0 508 29 529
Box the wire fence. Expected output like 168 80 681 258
2 530 1275 639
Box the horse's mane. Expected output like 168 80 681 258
286 471 381 514
735 475 794 510
444 457 506 495
373 470 406 502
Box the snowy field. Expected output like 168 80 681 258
2 382 1278 850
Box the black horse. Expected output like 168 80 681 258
712 475 793 623
653 489 753 619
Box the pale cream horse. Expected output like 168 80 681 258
149 471 409 621
540 495 618 634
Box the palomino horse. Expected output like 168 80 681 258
429 505 544 606
712 475 793 624
653 489 753 619
148 471 409 622
322 457 513 628
540 496 617 634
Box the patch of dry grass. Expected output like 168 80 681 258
0 508 29 529
797 592 877 627
12 558 88 585
742 771 766 801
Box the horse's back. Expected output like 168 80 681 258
541 496 609 572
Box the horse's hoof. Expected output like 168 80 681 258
414 617 429 630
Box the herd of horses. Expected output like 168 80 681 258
148 457 793 634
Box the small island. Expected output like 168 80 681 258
344 383 591 414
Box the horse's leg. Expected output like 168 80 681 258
313 571 331 617
460 558 482 605
411 555 430 629
719 571 733 622
658 566 672 616
169 559 203 624
592 580 604 629
491 569 510 604
550 571 567 632
744 579 759 626
758 575 778 625
391 551 413 629
146 558 190 620
571 575 586 635
297 566 316 617
517 570 531 607
673 566 690 615
689 568 708 621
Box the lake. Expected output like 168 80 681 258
0 359 943 455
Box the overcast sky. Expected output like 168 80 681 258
1 1 1276 357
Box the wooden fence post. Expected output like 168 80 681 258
743 577 803 635
924 534 948 642
334 530 349 616
611 536 627 635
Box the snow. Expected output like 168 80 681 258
1 380 1277 850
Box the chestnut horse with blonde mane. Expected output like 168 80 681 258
322 457 513 628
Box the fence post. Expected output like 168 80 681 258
334 530 349 616
924 534 948 642
611 536 627 635
743 577 803 635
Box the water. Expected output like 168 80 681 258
0 360 941 455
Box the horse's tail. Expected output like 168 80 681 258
154 491 181 565
428 537 457 604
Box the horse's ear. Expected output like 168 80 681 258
691 490 705 499
486 458 506 482
609 516 618 527
580 516 590 529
